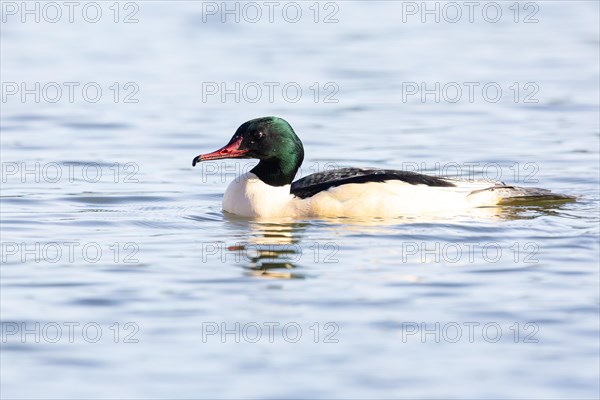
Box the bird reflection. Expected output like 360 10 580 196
223 217 309 279
219 199 575 279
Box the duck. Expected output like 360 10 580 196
192 117 573 218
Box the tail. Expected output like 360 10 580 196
468 185 576 205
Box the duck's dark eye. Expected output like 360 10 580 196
250 131 263 143
248 131 264 144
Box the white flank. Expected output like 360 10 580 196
222 173 509 218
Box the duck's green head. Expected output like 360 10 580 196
192 116 304 186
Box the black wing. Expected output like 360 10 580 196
290 167 455 199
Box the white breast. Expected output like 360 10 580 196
222 173 299 217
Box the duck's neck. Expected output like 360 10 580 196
251 155 303 187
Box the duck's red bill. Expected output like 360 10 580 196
192 136 248 166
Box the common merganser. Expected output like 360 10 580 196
192 117 573 218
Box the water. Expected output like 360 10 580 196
1 1 599 398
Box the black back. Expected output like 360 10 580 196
290 168 456 199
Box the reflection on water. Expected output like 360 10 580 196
217 200 581 279
229 221 308 279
